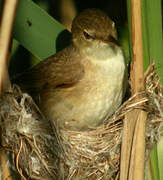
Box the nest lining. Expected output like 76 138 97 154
0 63 163 180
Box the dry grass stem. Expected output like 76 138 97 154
0 0 18 94
120 0 147 179
0 0 18 179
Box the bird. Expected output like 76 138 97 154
12 9 127 131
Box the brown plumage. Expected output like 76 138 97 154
12 45 84 98
12 9 127 130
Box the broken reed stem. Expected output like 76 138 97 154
0 0 18 179
120 0 147 180
129 0 147 179
60 0 76 31
0 0 18 95
128 111 147 180
130 0 144 93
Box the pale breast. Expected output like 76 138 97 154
40 49 127 130
75 48 127 126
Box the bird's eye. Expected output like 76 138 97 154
83 31 95 40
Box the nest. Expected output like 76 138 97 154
0 63 163 180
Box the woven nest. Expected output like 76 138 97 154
0 64 163 180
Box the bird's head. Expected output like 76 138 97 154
71 9 121 60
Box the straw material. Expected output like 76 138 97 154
0 63 162 180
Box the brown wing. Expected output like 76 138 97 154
12 45 84 96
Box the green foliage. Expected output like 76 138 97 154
142 1 163 178
13 0 69 61
127 0 163 179
142 0 163 84
150 145 160 180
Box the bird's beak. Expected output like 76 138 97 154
105 36 121 47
